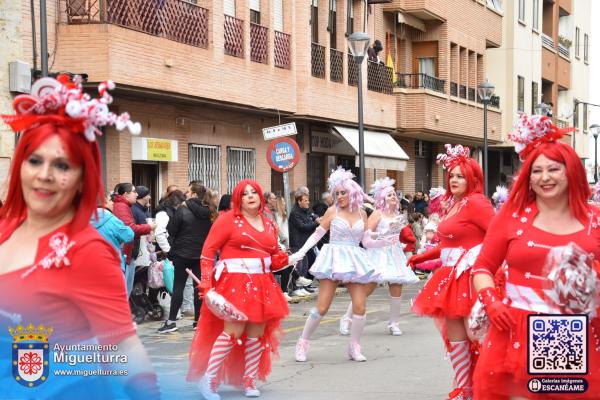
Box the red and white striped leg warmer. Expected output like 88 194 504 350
206 332 234 377
449 340 471 390
244 337 263 379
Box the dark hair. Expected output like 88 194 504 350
189 182 206 199
189 180 203 186
163 190 186 209
411 212 423 222
295 192 309 205
202 189 219 220
218 194 232 211
116 183 135 195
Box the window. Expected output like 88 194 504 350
227 147 256 193
531 82 538 115
517 76 525 112
346 0 354 36
329 0 337 49
574 99 579 128
518 0 525 22
487 0 502 12
583 104 588 133
189 144 221 192
532 0 539 30
224 0 235 17
584 33 589 63
273 0 283 32
250 10 260 24
575 27 580 58
311 0 318 43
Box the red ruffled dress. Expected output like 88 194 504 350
187 211 289 387
473 203 600 399
412 193 495 320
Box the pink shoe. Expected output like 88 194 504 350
295 338 310 362
347 341 367 362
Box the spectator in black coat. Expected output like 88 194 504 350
413 191 428 216
158 183 212 333
289 190 320 291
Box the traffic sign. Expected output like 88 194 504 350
266 138 300 172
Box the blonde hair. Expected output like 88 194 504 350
275 196 287 219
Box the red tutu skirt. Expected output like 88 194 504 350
187 271 289 387
473 308 600 399
412 265 475 319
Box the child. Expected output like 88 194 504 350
414 223 441 274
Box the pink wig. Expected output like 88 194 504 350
328 167 365 212
372 177 399 212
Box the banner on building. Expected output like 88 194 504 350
132 137 179 162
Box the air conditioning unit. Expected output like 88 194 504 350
9 61 32 93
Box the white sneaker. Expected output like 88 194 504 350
292 289 310 297
388 322 403 336
243 376 261 397
296 277 313 287
295 338 310 362
339 316 351 336
283 292 293 302
347 341 367 362
198 374 220 400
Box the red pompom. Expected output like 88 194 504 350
271 251 290 272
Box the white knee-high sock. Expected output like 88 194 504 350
300 308 323 340
349 314 367 344
244 338 262 378
389 296 402 323
343 302 353 320
206 332 234 377
449 340 471 390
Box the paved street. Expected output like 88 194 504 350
138 282 453 399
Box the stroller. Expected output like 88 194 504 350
130 264 165 324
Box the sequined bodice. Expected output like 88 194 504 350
376 215 406 237
330 216 364 246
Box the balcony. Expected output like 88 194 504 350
311 43 325 79
250 23 268 64
397 73 445 94
459 84 467 99
367 62 393 94
468 87 475 102
542 33 555 50
450 81 458 97
330 49 343 83
274 31 291 69
348 55 358 87
65 0 209 48
224 15 244 58
558 43 570 58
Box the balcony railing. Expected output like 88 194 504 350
459 84 467 99
224 15 244 58
330 49 343 83
348 55 358 87
558 43 570 58
397 73 445 94
367 62 393 94
250 23 268 64
274 31 291 69
542 33 554 49
468 87 475 102
311 43 325 79
65 0 209 48
450 81 458 97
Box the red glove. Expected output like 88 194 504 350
199 258 214 298
407 254 423 270
478 287 515 331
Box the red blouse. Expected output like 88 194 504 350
0 221 136 345
475 203 600 277
201 210 280 265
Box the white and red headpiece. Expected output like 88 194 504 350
1 75 141 141
436 144 471 170
508 114 573 160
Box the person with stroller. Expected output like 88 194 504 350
157 182 214 333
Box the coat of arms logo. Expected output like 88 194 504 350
9 323 52 387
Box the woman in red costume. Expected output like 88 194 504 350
188 179 289 399
472 114 600 399
408 144 495 400
0 76 158 399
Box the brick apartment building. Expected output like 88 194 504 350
4 0 502 206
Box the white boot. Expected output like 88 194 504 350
295 338 310 362
198 374 220 400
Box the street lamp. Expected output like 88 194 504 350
348 32 370 189
534 102 550 116
591 124 600 183
477 79 495 197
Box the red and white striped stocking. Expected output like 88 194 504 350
244 337 263 379
449 340 472 391
205 332 234 377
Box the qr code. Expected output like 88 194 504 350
528 315 587 374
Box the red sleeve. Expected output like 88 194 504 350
467 193 496 232
400 225 416 244
201 211 233 265
66 238 135 345
473 210 510 275
113 203 151 236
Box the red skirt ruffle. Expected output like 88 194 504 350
187 271 289 387
412 265 475 319
473 308 600 399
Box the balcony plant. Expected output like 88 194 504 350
558 35 572 48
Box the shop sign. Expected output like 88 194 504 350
132 137 179 162
266 138 300 172
262 122 297 141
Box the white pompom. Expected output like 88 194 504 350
128 121 142 135
84 126 97 142
115 119 127 131
65 101 83 118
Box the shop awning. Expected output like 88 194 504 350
332 126 409 171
